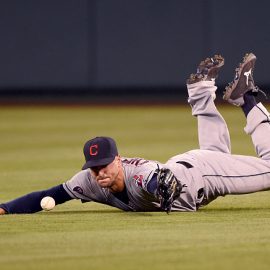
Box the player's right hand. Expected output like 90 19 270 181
0 208 6 215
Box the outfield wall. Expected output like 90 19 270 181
0 0 270 101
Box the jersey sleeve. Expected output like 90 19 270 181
63 170 94 201
64 170 115 206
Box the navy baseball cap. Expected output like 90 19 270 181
82 136 118 170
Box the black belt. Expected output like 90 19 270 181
176 161 193 169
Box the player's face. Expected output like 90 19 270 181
90 156 124 192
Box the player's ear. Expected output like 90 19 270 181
116 155 121 166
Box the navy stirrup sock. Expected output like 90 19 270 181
241 91 257 117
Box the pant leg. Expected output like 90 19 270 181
187 81 231 154
193 150 270 206
201 151 270 190
244 102 270 160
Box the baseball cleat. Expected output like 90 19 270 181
186 54 224 84
157 168 182 214
223 53 259 106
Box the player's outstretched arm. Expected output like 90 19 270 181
0 184 73 214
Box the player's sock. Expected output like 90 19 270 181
241 91 257 117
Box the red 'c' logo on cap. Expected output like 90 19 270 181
89 144 98 156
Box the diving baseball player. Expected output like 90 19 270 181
1 52 270 215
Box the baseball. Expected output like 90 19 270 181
40 196 55 211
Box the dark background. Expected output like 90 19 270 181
0 0 269 103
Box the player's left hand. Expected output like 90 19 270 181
0 208 6 215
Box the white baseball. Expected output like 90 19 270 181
40 196 55 211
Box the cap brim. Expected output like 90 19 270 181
82 156 115 170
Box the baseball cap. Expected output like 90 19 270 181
82 136 118 170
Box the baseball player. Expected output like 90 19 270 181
1 52 270 215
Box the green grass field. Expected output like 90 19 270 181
1 104 270 270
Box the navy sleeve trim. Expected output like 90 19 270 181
0 184 73 214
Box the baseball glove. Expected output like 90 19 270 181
157 168 182 214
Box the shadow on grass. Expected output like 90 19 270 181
199 207 270 212
39 209 157 216
38 206 270 216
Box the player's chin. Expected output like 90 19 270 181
97 178 112 188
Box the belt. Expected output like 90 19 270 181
176 161 193 169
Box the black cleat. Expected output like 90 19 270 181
157 168 182 214
223 53 260 106
186 54 224 84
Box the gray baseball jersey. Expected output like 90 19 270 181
63 156 205 212
64 81 270 212
63 158 162 211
